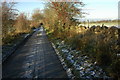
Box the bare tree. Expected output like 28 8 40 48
2 2 18 38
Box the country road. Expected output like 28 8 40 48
2 27 68 78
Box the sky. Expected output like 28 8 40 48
7 0 120 21
82 0 119 21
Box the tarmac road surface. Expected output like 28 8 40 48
2 27 68 78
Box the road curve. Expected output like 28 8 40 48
2 27 68 78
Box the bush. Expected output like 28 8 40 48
15 13 30 33
2 35 14 44
109 59 120 79
2 33 22 45
66 34 84 50
96 52 112 66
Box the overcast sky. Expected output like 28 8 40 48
6 0 119 21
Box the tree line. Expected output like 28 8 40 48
2 2 84 44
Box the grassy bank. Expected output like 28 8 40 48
45 25 120 79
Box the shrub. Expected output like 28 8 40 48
2 33 21 45
96 52 112 66
109 59 120 79
66 34 83 50
14 13 30 33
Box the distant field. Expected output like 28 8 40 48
80 20 119 27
